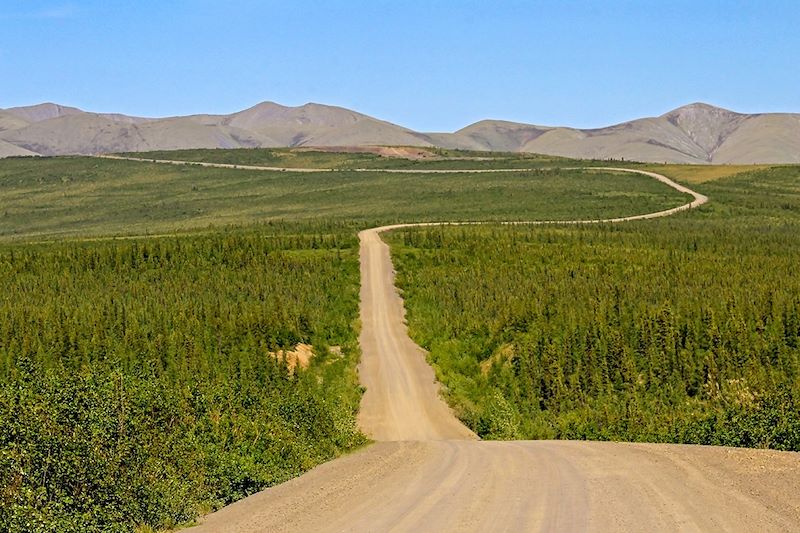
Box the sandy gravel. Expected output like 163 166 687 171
183 166 799 532
191 439 800 532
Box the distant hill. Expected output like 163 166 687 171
1 101 798 163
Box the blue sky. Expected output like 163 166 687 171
1 0 798 131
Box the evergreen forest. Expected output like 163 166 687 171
0 224 366 531
389 166 800 447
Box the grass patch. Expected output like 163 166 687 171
0 156 689 240
643 163 774 183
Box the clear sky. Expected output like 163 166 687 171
1 0 798 131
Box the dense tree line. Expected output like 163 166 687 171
389 167 800 449
0 224 365 532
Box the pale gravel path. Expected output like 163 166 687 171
355 166 706 443
136 159 797 533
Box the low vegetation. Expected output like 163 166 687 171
388 165 800 449
642 163 773 184
0 156 688 240
0 223 366 531
116 147 586 170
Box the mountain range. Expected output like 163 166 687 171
1 101 798 164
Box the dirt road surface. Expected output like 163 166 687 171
191 440 799 532
185 166 799 532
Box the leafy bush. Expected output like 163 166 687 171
0 226 366 531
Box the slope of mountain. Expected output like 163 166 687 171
224 102 433 147
661 102 746 155
0 113 275 155
519 117 709 164
711 113 800 164
447 103 800 163
0 111 33 133
0 101 798 163
446 120 552 152
0 139 37 157
4 102 84 123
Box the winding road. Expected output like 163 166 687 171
355 167 706 444
142 159 800 533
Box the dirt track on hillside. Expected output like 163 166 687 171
180 165 799 532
